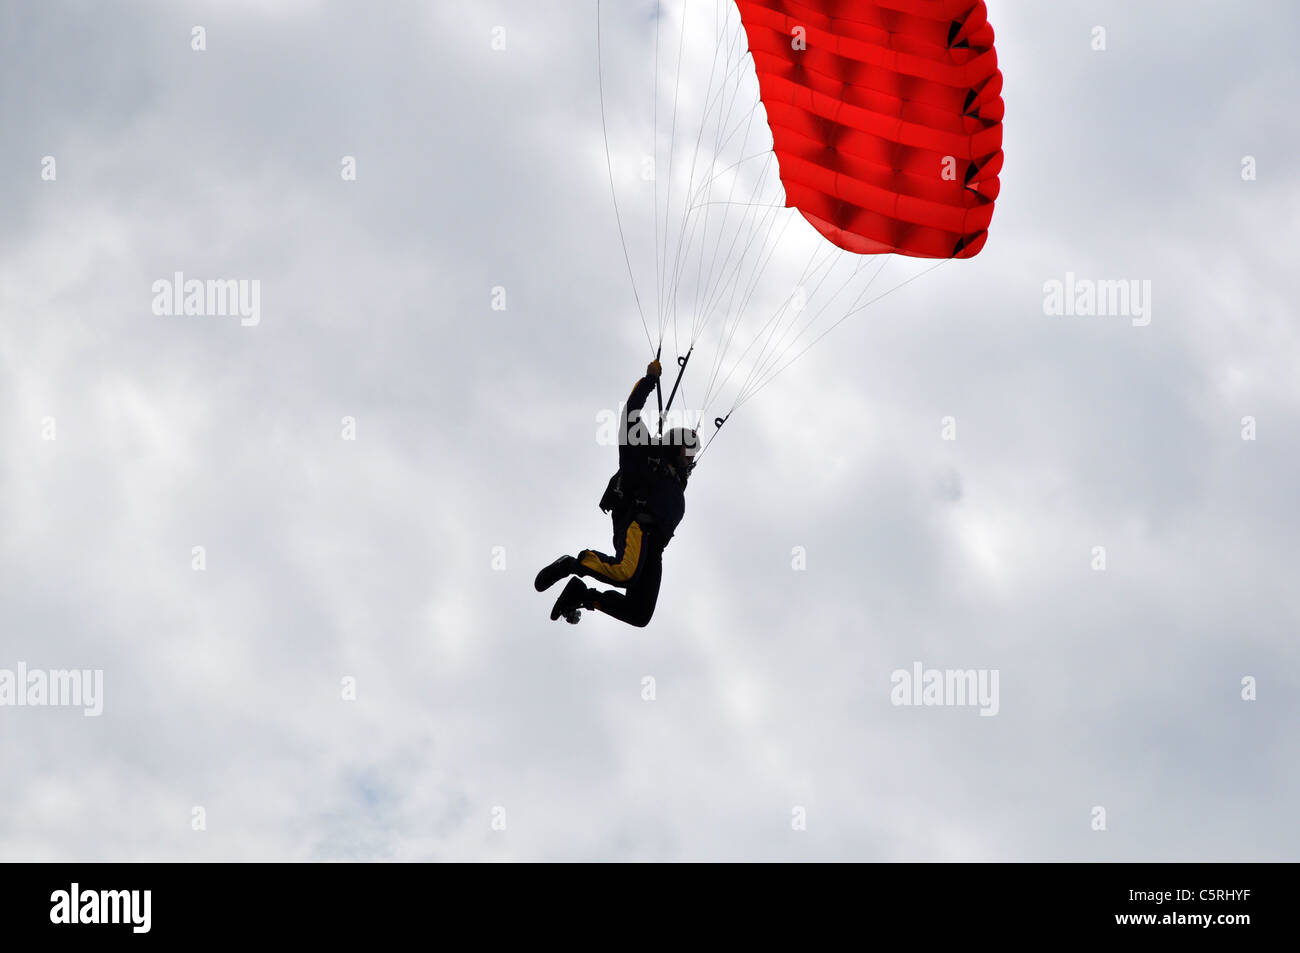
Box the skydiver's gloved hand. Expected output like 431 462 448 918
647 360 662 379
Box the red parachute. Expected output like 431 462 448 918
733 0 1004 258
594 0 1006 438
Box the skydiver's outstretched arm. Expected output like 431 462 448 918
620 360 661 445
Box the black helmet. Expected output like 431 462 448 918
660 427 700 458
658 427 699 480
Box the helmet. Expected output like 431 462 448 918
660 427 700 458
658 428 699 479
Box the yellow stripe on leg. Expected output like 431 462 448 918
578 522 643 583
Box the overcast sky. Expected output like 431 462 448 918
1 0 1297 861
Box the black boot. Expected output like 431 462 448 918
550 577 591 623
535 555 580 592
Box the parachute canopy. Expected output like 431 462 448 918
595 0 1006 444
733 0 1004 258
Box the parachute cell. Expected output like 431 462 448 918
733 0 1004 258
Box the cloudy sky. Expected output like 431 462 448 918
1 0 1296 862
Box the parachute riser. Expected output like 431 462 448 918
658 348 693 437
654 344 664 427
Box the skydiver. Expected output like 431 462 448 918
535 359 698 627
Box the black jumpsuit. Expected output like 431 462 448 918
575 374 686 627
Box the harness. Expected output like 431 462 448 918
600 454 687 520
599 471 654 526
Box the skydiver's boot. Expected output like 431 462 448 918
550 577 592 624
535 555 580 592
